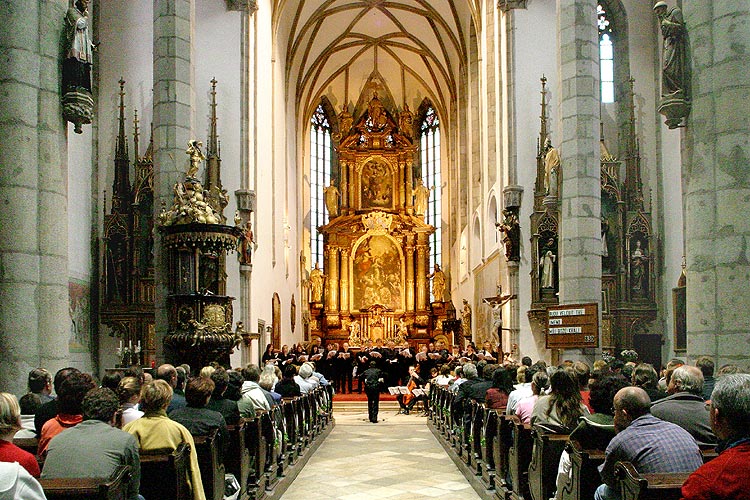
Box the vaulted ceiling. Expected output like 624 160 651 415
274 0 478 121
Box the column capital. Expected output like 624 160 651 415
498 0 527 12
227 0 258 13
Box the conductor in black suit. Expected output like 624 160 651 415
362 361 384 423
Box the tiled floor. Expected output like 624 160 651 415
282 408 482 499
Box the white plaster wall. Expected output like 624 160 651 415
68 130 93 281
510 2 558 363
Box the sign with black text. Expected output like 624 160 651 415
545 303 599 348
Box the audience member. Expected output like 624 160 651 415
206 368 240 425
294 363 319 394
531 369 589 432
27 369 54 404
154 364 187 414
681 374 750 499
17 394 42 438
123 380 205 500
433 365 453 386
658 358 685 392
199 366 216 379
169 377 228 456
259 364 281 404
225 370 243 401
695 356 715 400
101 372 122 391
485 366 514 410
573 361 593 413
515 370 549 424
238 364 270 417
650 365 716 447
34 367 80 437
595 386 703 500
42 388 141 500
631 363 666 402
275 364 302 399
0 393 40 477
506 365 534 415
38 371 96 456
117 377 144 426
0 461 46 499
717 363 742 377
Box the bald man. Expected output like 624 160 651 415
651 365 716 446
595 386 703 500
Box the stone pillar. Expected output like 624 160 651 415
0 1 70 395
557 0 601 357
153 0 195 359
683 4 750 366
416 236 429 310
339 249 350 314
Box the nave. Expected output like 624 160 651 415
283 406 481 500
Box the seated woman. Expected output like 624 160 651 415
169 377 228 455
397 365 426 415
485 366 515 410
275 364 302 398
531 369 589 433
123 380 205 500
0 393 40 478
515 370 549 424
117 376 143 426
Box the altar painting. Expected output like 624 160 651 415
353 235 401 310
360 160 393 209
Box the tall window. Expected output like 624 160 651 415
598 4 614 103
310 104 332 269
420 105 441 273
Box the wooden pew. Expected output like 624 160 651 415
507 417 533 500
39 465 131 500
13 436 39 456
527 425 569 500
470 402 486 475
614 461 690 500
225 420 250 500
194 428 226 500
283 398 299 464
139 443 191 500
245 413 267 499
558 440 605 500
261 407 280 490
480 409 501 490
493 414 514 494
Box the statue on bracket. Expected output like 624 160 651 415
543 138 561 201
427 263 447 303
62 0 97 133
654 1 691 128
461 299 472 338
309 262 326 304
630 239 649 297
323 179 341 217
398 104 414 140
412 178 431 216
496 208 521 262
237 220 254 266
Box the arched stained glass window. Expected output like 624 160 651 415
420 106 441 274
598 4 615 103
310 104 331 270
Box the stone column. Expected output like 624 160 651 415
153 0 195 359
405 235 415 311
683 4 750 366
416 235 429 310
0 1 70 395
325 247 339 313
557 0 601 358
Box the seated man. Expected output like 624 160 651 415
169 377 228 456
206 368 240 425
238 364 270 418
42 388 141 500
681 374 750 499
595 386 703 500
650 365 716 446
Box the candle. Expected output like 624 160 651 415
129 340 132 350
119 340 122 350
137 340 141 350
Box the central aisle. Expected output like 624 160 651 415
282 409 482 500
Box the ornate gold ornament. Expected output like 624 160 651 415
361 211 393 235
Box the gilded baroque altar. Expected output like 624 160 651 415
310 93 451 347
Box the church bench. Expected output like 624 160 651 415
493 413 514 494
470 401 486 475
481 408 501 489
39 464 131 500
614 461 690 500
244 414 267 499
225 420 251 500
194 428 225 500
139 443 191 500
527 425 569 500
557 440 605 500
260 407 281 490
507 417 533 500
13 436 39 456
282 397 300 464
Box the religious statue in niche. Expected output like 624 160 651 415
365 92 388 131
62 0 97 133
309 262 326 304
543 138 561 199
237 220 254 266
630 239 649 297
461 299 472 338
323 179 341 217
427 263 447 303
539 237 558 291
361 161 392 208
412 178 431 216
601 215 612 272
353 236 401 310
496 208 521 261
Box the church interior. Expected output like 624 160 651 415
2 0 749 422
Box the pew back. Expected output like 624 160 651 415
39 465 131 500
139 443 191 500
